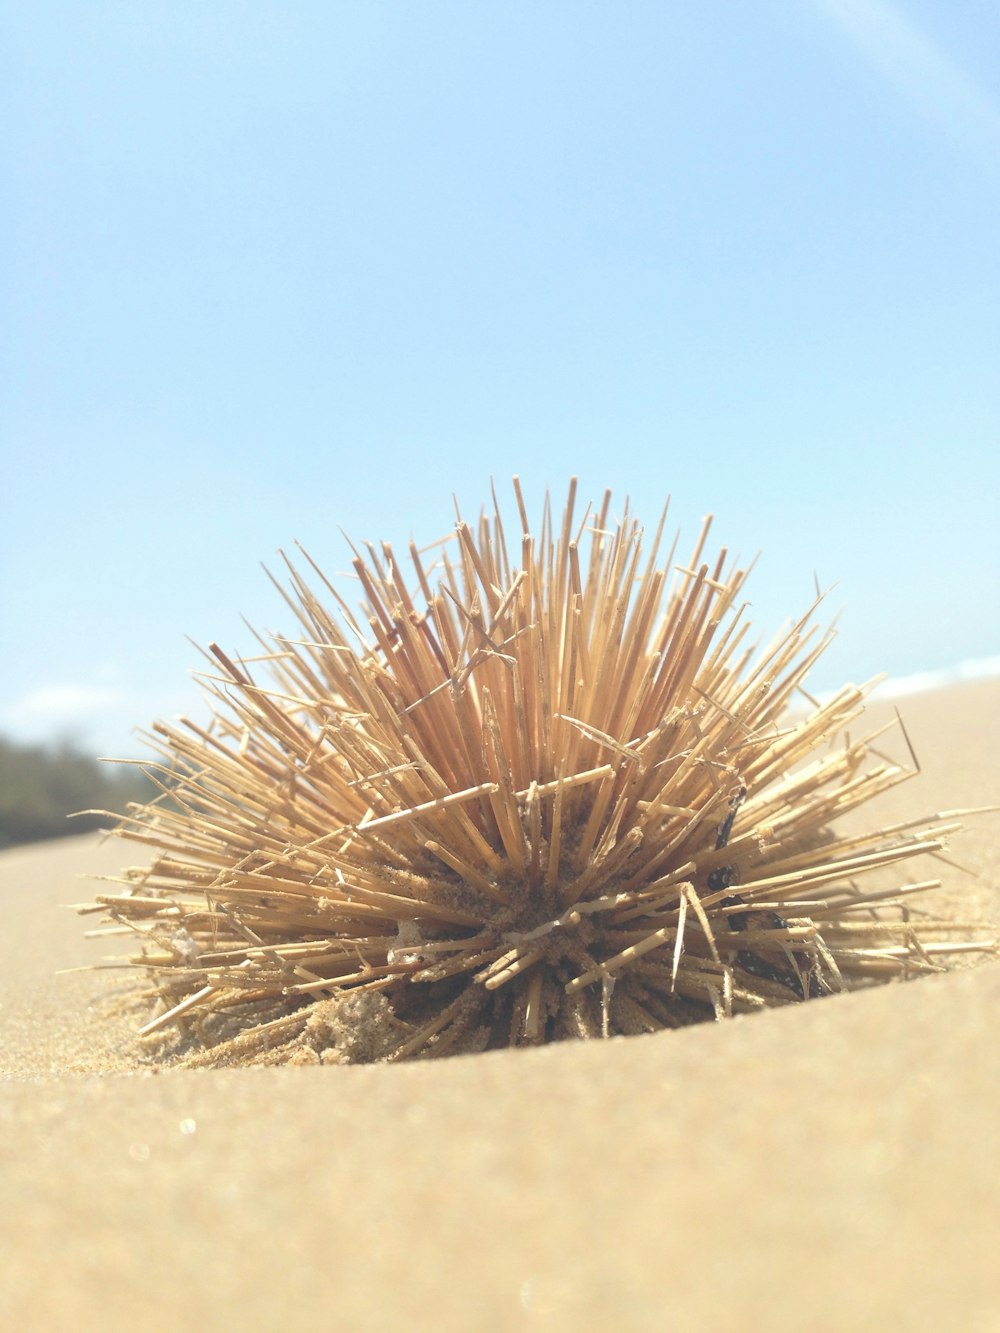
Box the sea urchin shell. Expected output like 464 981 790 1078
83 480 993 1064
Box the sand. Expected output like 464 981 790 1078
2 677 998 1331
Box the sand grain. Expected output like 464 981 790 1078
2 678 998 1331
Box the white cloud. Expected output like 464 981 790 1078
0 684 127 747
811 0 1000 162
0 681 209 757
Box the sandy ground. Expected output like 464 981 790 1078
2 678 998 1331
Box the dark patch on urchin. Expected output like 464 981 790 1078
80 481 995 1067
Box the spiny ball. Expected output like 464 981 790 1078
85 481 990 1064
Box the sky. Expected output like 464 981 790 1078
3 0 999 759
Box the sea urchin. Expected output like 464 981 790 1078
82 480 993 1065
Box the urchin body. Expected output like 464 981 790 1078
84 482 991 1064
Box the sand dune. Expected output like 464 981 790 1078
2 678 998 1330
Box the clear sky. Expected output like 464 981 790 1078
3 1 999 758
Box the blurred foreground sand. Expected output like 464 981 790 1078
2 678 998 1331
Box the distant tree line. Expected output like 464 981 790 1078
0 735 160 848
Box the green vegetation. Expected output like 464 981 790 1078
0 736 158 848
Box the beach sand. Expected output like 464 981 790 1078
2 678 998 1330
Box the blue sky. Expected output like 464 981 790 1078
3 1 999 758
